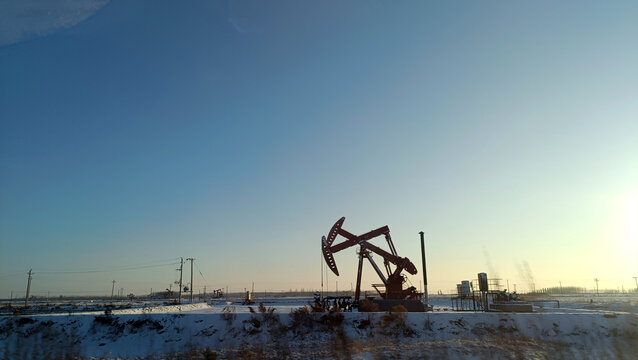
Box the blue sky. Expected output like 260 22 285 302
1 0 637 298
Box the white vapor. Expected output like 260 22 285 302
0 0 109 47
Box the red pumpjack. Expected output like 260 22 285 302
322 217 420 302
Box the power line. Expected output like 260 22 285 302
194 262 206 281
35 259 180 274
0 271 28 279
42 257 179 270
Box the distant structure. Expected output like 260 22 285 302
451 272 532 312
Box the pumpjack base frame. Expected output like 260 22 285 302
363 298 427 312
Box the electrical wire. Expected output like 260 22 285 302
0 271 27 279
35 258 181 275
194 262 206 281
194 262 211 290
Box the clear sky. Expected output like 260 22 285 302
1 0 637 299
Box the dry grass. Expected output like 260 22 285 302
358 299 380 312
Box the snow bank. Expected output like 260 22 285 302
1 303 636 359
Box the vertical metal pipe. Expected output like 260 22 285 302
320 240 324 298
354 253 364 301
419 232 429 306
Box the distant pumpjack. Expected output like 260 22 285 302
321 217 419 301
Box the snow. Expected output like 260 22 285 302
1 296 637 359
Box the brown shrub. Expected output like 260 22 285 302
319 309 344 331
221 305 236 327
202 347 218 360
256 302 278 326
289 306 315 333
359 299 379 312
378 309 415 337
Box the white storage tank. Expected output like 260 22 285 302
461 280 471 297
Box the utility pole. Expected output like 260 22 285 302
633 277 638 292
25 269 33 307
178 257 184 304
559 281 563 294
186 258 194 303
203 286 206 301
111 280 116 301
594 278 599 296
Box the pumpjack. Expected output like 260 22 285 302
322 217 420 302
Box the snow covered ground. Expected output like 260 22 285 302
1 295 637 359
